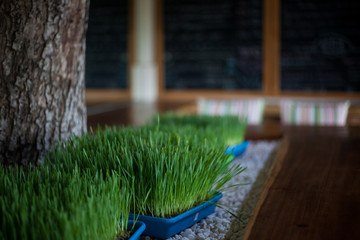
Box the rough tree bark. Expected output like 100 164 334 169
0 0 89 165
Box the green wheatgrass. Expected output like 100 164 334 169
1 115 247 239
47 126 246 218
0 164 136 240
146 114 247 146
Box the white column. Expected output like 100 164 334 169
131 102 158 126
131 0 158 102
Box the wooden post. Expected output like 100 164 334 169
263 0 281 96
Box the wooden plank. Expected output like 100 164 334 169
159 90 264 101
85 89 130 103
158 90 360 101
244 127 360 240
242 137 289 240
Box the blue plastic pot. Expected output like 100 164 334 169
127 220 146 240
225 140 250 157
129 192 222 239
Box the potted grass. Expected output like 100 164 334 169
0 162 145 240
147 114 250 158
46 126 246 239
46 145 147 240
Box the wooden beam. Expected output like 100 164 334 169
85 90 130 103
159 90 264 101
280 91 360 99
263 0 281 96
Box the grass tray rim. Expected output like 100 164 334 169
129 191 222 222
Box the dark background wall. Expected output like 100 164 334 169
281 0 360 92
85 0 128 89
164 0 263 90
84 0 360 93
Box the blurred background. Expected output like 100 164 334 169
84 0 360 128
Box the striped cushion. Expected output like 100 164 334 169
197 98 265 125
280 100 350 126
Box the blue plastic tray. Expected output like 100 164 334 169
129 192 222 239
225 140 250 157
127 220 146 240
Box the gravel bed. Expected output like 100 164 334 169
141 141 279 240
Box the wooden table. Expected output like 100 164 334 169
87 101 192 129
87 101 284 140
243 126 360 240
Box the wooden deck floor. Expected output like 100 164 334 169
243 126 360 240
87 101 360 240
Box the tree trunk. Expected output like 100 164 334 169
0 0 89 166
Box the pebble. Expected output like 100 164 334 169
181 229 193 238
